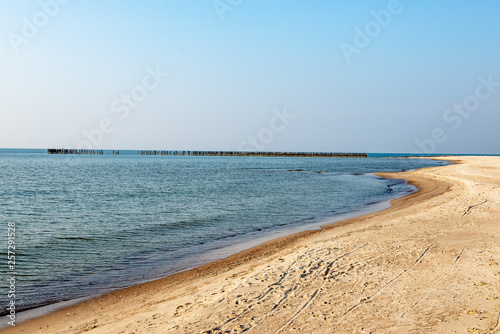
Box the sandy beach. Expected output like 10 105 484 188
3 156 499 334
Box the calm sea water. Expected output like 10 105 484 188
0 150 447 314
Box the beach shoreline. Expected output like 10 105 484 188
1 163 422 321
2 163 437 325
3 156 499 333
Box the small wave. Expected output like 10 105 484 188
55 237 94 241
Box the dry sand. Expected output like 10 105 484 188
3 156 499 334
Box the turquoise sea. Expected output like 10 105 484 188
0 149 449 314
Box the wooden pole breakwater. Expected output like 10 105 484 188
137 151 368 158
46 149 367 158
47 149 103 155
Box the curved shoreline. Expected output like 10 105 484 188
5 170 417 320
1 161 454 333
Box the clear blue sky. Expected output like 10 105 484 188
1 0 499 153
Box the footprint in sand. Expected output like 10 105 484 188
473 281 487 286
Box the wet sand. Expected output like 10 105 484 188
2 156 499 333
